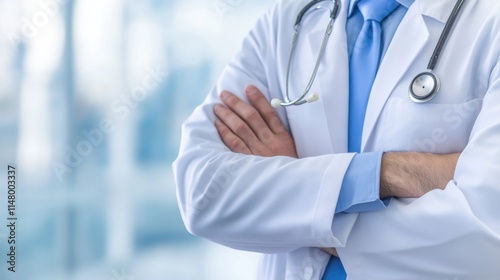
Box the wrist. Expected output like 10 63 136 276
380 152 458 198
380 152 405 198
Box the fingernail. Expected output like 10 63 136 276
246 86 258 95
214 104 222 113
220 91 230 99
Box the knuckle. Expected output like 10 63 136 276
219 126 229 136
214 120 224 130
262 107 276 116
260 130 273 142
229 138 243 150
234 123 248 135
216 107 229 119
225 93 239 105
243 108 260 120
270 116 285 130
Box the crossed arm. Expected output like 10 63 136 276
214 85 459 199
213 85 459 255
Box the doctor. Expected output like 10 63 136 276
173 0 500 279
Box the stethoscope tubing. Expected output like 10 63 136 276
427 0 465 71
282 0 340 107
284 17 334 106
276 0 466 108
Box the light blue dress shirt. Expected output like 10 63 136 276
324 0 415 279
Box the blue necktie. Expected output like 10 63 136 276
348 0 400 153
323 1 400 279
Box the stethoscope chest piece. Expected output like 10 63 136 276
409 71 440 103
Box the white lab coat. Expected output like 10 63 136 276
173 0 500 278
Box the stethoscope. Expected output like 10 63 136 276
271 0 466 108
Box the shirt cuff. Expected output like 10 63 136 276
335 151 391 213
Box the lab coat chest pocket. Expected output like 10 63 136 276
374 97 483 153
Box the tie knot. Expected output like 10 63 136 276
357 0 400 22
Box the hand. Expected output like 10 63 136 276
380 152 460 198
322 247 339 257
214 85 298 158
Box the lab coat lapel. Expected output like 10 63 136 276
361 0 458 151
285 19 335 157
418 0 459 23
306 0 350 153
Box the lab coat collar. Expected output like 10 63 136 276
416 0 459 23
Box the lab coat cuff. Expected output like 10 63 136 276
312 153 357 248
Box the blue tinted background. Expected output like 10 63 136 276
0 0 273 279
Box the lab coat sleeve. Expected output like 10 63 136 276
338 57 500 278
172 1 357 254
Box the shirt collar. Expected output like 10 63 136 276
347 0 415 17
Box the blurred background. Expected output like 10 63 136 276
0 0 273 279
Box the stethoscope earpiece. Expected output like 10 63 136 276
271 92 320 108
271 98 284 108
409 71 441 103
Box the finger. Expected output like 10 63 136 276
214 104 262 149
215 119 251 154
220 91 274 142
245 85 287 134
